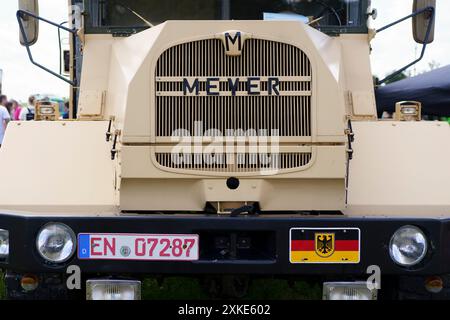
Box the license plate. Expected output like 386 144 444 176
290 228 360 264
78 233 199 261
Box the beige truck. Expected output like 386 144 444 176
1 0 444 300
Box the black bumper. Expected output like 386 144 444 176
1 213 450 276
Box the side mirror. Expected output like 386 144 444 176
412 0 435 44
18 0 39 46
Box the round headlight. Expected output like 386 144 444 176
36 223 76 263
389 225 428 267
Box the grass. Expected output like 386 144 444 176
142 277 321 300
0 274 321 300
245 279 321 300
142 277 210 300
0 273 4 300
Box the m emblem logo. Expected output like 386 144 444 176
216 30 252 56
315 233 335 258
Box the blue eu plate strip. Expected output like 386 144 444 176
78 234 91 258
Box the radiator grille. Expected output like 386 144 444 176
154 37 313 173
155 38 312 138
155 152 312 173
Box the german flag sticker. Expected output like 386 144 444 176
290 228 360 264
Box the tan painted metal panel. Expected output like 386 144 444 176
121 178 344 212
0 121 117 214
120 145 346 179
346 121 450 217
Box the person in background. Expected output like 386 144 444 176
10 100 22 121
0 96 9 118
0 95 7 108
5 102 13 117
62 101 70 119
19 95 35 121
0 98 11 148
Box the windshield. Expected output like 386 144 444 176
86 0 367 34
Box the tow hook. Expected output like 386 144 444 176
230 203 261 217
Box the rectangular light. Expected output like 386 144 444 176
323 282 377 300
86 279 141 300
394 101 421 121
0 229 9 261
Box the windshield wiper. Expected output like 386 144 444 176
315 0 342 26
113 1 154 28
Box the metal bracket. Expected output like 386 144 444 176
344 117 355 206
111 129 121 160
376 6 435 85
106 116 116 142
345 118 355 160
16 10 78 86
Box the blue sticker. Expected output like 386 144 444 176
78 234 91 258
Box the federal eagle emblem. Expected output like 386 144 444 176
315 233 335 258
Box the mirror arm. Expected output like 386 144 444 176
375 6 435 85
16 10 78 86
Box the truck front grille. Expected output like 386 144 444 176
153 37 313 173
155 38 312 138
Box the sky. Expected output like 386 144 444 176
0 0 449 102
0 0 69 102
370 0 450 78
